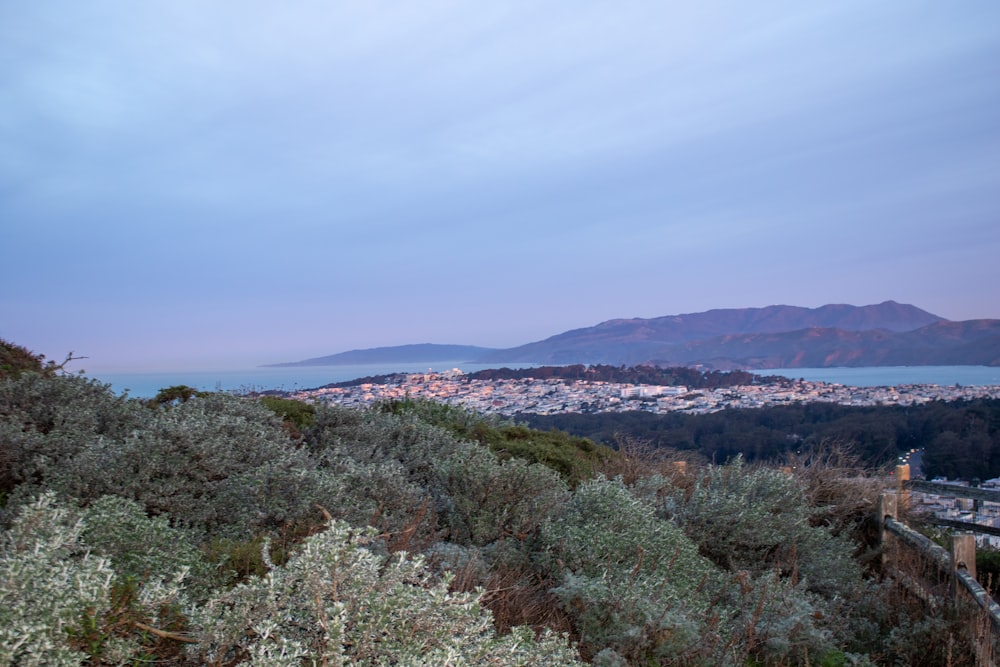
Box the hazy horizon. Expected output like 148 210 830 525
28 299 996 374
3 2 999 372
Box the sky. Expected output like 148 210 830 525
2 2 1000 372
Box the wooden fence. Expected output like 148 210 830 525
881 465 1000 663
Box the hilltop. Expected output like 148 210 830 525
268 301 1000 369
478 301 945 366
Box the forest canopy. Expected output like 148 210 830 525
524 399 1000 481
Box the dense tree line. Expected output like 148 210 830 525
523 399 1000 481
467 363 791 388
320 364 791 390
316 372 411 389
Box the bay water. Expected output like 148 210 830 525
89 364 1000 399
90 362 538 398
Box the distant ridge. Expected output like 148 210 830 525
266 302 1000 369
263 343 499 367
642 320 1000 370
477 301 945 365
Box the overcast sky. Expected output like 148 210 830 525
3 1 999 371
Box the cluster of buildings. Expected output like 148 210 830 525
909 477 1000 547
290 369 1000 417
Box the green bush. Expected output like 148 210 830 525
0 339 84 381
377 398 615 485
258 395 316 433
149 384 209 406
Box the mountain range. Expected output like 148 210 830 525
266 301 1000 369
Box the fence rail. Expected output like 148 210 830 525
906 479 1000 505
883 512 1000 633
931 517 1000 539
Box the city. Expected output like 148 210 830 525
289 368 1000 416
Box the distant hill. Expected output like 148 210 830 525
263 344 500 367
477 301 946 365
642 320 1000 370
267 302 1000 370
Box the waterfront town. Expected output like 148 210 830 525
289 368 1000 417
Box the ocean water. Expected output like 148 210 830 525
89 364 1000 398
757 365 1000 387
90 362 539 398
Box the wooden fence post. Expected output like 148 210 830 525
950 533 994 667
953 533 977 579
952 533 977 603
895 464 910 510
880 492 899 569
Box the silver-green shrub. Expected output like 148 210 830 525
0 373 143 514
0 493 111 666
1 377 327 539
308 440 442 550
436 442 568 546
714 570 838 664
0 373 141 442
631 459 874 664
51 393 323 539
306 404 569 551
541 476 721 664
307 406 458 494
641 457 862 597
191 518 583 666
305 406 461 543
0 493 190 666
79 495 217 596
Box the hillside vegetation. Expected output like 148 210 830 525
0 341 992 665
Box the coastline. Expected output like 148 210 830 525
88 364 1000 399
